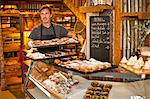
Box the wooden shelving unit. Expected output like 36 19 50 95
3 43 20 52
0 12 22 85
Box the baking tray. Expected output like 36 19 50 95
53 63 113 74
26 51 79 61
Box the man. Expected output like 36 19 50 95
29 4 69 40
28 5 71 52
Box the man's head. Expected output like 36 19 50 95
39 5 52 24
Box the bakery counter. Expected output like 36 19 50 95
24 60 150 99
26 78 150 99
23 59 145 82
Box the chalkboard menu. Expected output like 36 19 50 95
90 11 113 62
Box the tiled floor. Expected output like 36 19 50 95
0 84 25 99
0 90 16 99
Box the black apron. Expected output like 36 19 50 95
37 24 59 53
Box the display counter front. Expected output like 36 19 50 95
69 79 150 99
24 61 150 99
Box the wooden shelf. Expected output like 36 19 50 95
140 12 150 19
79 4 113 13
2 31 20 35
122 12 141 17
20 12 38 15
20 12 39 18
0 13 20 17
122 12 150 19
20 11 74 17
4 57 19 60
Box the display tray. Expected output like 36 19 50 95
119 63 150 75
55 64 112 74
26 51 78 61
32 42 79 48
29 76 61 99
54 59 112 74
31 37 79 48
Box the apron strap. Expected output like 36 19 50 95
40 24 43 40
51 23 56 37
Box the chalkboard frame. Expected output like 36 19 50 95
90 10 113 62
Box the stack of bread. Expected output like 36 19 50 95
119 56 150 74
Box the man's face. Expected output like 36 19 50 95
40 8 51 24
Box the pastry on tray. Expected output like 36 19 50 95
31 37 79 47
26 52 45 59
57 58 111 73
126 56 137 67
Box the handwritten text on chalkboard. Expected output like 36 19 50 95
90 16 110 49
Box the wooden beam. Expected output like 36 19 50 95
114 0 121 65
122 12 150 20
79 5 113 13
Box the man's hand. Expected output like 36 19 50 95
28 40 33 48
67 31 72 37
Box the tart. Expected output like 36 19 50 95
120 56 128 64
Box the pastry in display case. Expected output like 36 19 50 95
84 81 112 99
27 61 90 98
119 56 150 74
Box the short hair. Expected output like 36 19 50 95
39 5 52 14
